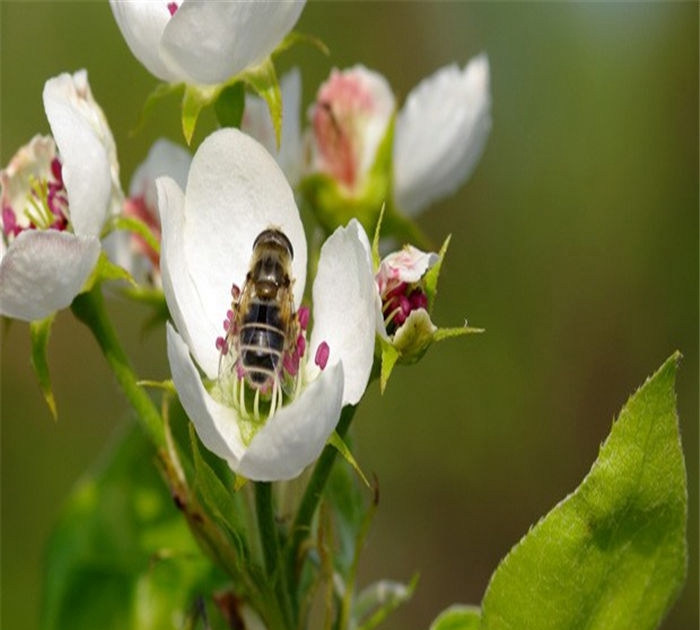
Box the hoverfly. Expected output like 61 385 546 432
217 227 301 413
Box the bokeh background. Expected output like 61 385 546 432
1 2 697 629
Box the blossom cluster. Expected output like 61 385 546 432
1 2 489 482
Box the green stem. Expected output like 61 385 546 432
255 482 294 630
285 405 357 613
71 286 165 451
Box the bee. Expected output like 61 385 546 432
218 227 300 400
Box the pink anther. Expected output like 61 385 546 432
314 342 330 370
297 305 310 330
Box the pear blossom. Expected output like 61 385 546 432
110 0 306 86
158 128 376 481
305 55 491 216
377 245 438 346
122 138 191 283
241 68 303 185
307 65 394 194
0 70 122 321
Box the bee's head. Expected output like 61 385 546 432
253 227 294 260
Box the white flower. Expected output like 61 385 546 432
306 65 395 194
241 68 303 185
393 54 492 216
158 128 376 481
110 0 306 86
305 55 491 214
122 138 191 282
0 70 121 321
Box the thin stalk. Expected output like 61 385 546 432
285 405 357 613
256 481 294 630
71 286 165 451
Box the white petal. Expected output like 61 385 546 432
376 245 439 291
157 176 219 378
167 323 245 465
130 138 191 209
393 54 492 216
43 70 115 237
160 0 305 85
239 361 344 481
109 0 180 82
242 68 303 185
182 129 306 350
0 230 99 321
309 220 377 406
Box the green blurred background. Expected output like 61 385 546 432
1 2 697 629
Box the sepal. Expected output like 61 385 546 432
299 116 395 239
29 313 57 420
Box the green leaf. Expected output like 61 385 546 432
379 339 400 394
30 314 57 420
102 215 160 258
82 251 136 293
241 59 282 148
188 424 251 566
428 605 481 630
423 234 451 310
182 84 218 145
274 30 330 58
481 352 687 630
433 326 485 342
328 431 369 488
41 426 227 630
214 81 245 129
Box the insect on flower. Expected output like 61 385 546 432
216 227 307 419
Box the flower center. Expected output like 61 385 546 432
381 281 429 336
213 284 330 445
2 156 69 243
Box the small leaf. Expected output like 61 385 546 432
423 234 451 310
433 326 484 342
82 251 136 293
379 339 400 394
371 203 386 268
214 81 245 129
329 431 369 488
428 605 481 630
481 352 687 630
241 58 282 148
189 425 250 566
102 215 160 257
30 314 57 420
274 30 330 58
41 426 227 630
182 84 218 145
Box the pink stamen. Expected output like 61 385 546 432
2 206 20 237
50 157 63 185
283 350 300 377
315 342 330 370
296 334 306 358
298 305 310 330
167 2 178 16
235 362 246 380
231 284 240 300
223 319 230 331
215 336 227 354
409 289 428 311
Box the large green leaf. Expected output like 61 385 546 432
481 352 687 630
41 426 228 630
